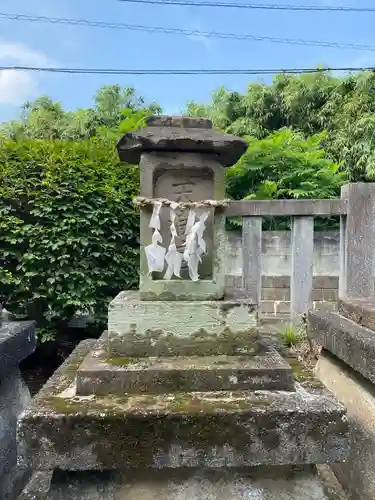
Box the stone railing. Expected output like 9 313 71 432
224 183 375 321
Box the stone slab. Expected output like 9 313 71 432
117 115 248 167
0 321 36 377
76 334 295 396
308 310 375 384
35 466 347 500
315 350 375 500
108 291 258 357
338 297 375 332
18 340 349 471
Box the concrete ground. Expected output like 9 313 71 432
45 467 340 500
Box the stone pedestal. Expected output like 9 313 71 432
17 116 349 498
0 321 36 499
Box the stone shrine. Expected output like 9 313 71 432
18 116 349 498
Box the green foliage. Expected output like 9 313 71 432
278 323 306 347
227 128 345 200
187 70 375 183
0 85 162 141
0 135 140 339
226 128 345 229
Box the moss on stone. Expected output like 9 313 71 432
109 327 258 358
106 356 138 366
284 355 324 389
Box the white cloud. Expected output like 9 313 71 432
0 70 38 105
0 42 51 106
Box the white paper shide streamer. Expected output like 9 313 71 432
144 201 166 274
183 208 210 282
163 202 183 280
144 201 210 281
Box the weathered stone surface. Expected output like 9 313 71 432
316 465 349 500
18 340 349 471
315 350 375 500
308 310 375 384
139 151 227 299
117 115 248 167
0 321 36 499
43 466 341 500
0 321 36 378
338 297 375 332
0 368 33 499
340 183 375 298
77 333 295 396
18 471 53 500
108 291 258 357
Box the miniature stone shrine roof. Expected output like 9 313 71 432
117 115 248 167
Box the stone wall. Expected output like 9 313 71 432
225 230 340 277
225 231 340 314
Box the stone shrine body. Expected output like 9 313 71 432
17 116 349 499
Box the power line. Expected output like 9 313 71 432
116 0 375 12
1 12 375 51
0 65 373 75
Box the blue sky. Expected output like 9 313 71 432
0 0 374 121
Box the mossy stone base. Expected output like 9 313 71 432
18 340 349 471
108 291 258 357
77 333 295 396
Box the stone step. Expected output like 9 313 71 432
25 466 344 500
308 309 375 385
17 340 349 472
76 336 295 396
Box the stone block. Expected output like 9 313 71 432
313 302 337 312
0 321 36 500
76 334 295 396
262 276 290 288
0 321 36 378
35 466 345 500
323 289 338 302
260 301 290 314
311 289 324 301
339 297 375 331
313 276 339 289
18 340 349 471
308 310 375 384
261 288 290 301
315 350 375 500
108 291 258 357
139 152 227 297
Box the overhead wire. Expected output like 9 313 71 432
0 65 373 75
0 12 375 51
115 0 375 12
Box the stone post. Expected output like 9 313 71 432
341 183 375 299
0 321 36 499
117 116 247 302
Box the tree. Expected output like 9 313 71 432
0 85 161 141
186 69 375 182
226 128 346 230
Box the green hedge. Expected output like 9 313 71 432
0 138 139 341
